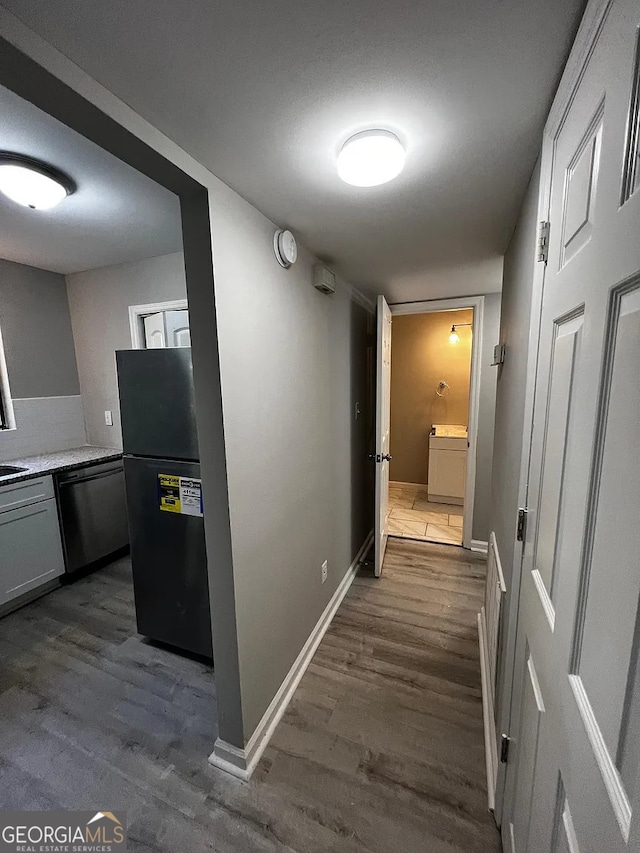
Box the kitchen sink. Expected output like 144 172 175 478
0 465 28 477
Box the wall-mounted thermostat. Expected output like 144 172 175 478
274 229 298 268
313 264 336 294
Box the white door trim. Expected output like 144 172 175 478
374 296 393 576
390 295 484 551
128 299 189 348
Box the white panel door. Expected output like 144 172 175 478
165 310 191 347
374 295 392 577
503 2 640 851
143 312 167 348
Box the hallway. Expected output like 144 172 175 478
263 537 501 852
0 541 499 852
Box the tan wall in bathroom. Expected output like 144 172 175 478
390 309 472 485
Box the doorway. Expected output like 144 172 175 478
373 295 485 571
129 299 191 349
370 296 486 577
387 306 473 546
0 30 235 767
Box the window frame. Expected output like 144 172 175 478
0 317 15 431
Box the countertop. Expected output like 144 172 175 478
0 446 123 486
431 424 468 438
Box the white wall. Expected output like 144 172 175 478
389 257 504 304
65 252 186 448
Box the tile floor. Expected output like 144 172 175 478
388 481 463 545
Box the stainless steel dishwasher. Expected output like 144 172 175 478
55 459 130 574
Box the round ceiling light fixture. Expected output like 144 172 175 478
337 130 405 187
0 152 76 210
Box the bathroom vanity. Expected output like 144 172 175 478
428 424 467 505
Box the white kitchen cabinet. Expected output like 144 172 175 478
0 475 64 606
428 426 467 504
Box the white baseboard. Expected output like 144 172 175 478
209 529 374 781
471 539 489 554
478 608 498 813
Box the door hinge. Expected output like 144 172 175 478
538 220 550 264
500 733 511 764
517 508 528 542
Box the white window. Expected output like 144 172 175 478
0 318 14 430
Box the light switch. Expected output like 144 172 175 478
104 410 113 426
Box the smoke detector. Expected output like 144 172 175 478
274 229 297 268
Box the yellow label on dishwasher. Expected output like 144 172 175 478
158 474 182 512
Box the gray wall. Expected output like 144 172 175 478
490 161 540 590
472 292 501 543
0 258 79 398
209 181 374 739
0 258 86 462
66 252 187 448
490 161 541 735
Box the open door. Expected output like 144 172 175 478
143 312 167 348
374 295 392 577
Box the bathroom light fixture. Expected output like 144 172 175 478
449 323 472 345
0 153 76 210
337 130 405 187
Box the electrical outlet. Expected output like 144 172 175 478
104 410 113 426
321 560 328 584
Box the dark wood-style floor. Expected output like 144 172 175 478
0 540 501 852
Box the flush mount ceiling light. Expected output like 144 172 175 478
0 152 76 210
337 130 405 187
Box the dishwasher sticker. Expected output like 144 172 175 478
158 474 203 516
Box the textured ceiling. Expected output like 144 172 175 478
0 84 182 274
0 0 585 297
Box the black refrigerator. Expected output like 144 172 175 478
116 347 213 659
